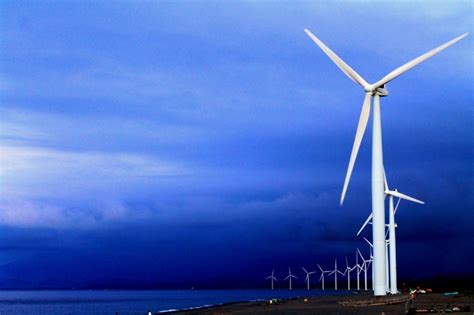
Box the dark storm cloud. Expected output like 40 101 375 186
0 0 472 287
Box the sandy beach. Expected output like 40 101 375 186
170 292 474 315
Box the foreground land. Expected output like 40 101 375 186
170 292 474 315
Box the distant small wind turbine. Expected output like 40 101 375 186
343 256 357 290
284 267 297 290
265 269 278 290
317 264 329 290
360 242 374 291
327 259 344 290
304 27 467 296
302 267 317 290
354 249 362 290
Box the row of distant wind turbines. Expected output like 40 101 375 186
266 171 424 294
266 250 372 291
300 27 467 297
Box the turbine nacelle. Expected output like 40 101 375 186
375 84 389 97
364 84 389 97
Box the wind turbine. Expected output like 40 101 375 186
302 267 317 290
304 28 467 296
327 259 344 290
386 176 424 294
317 264 329 290
354 249 362 290
358 247 372 291
344 256 357 290
284 267 297 290
265 269 278 290
358 172 424 294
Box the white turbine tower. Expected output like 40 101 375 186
358 172 424 294
304 28 467 296
344 256 357 290
284 267 297 290
317 264 329 290
302 267 316 290
265 269 278 290
384 240 390 292
364 236 390 292
327 259 344 290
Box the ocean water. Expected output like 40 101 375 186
0 289 350 314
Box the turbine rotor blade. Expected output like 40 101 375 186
304 29 370 90
383 167 389 191
357 212 373 236
373 33 468 88
387 190 424 204
363 237 373 248
394 198 402 215
341 93 372 205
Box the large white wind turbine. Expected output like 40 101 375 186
317 264 329 290
302 267 316 290
327 259 344 290
265 269 278 290
284 267 297 290
304 28 467 296
358 173 424 294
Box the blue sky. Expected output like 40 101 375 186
0 1 472 288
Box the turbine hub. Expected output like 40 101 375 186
375 84 389 97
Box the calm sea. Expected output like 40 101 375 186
0 289 350 314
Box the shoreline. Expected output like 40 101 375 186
157 289 352 314
166 292 474 315
159 295 307 314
